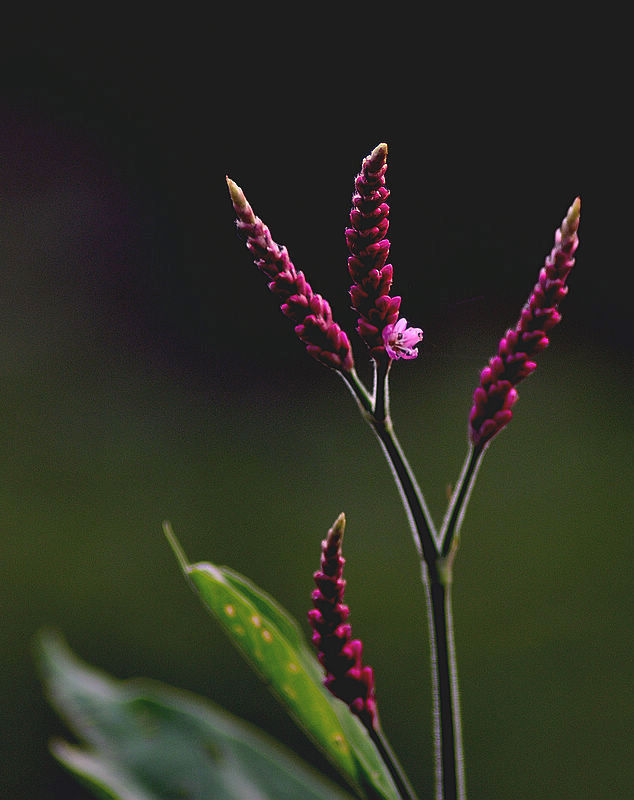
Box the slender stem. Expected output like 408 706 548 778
368 386 465 799
438 443 486 559
340 365 436 561
374 356 391 422
341 362 473 799
370 724 421 800
371 417 438 568
339 368 374 418
427 574 465 800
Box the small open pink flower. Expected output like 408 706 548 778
382 318 423 360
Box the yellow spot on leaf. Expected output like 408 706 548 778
261 629 272 643
224 604 236 617
251 615 261 628
332 733 348 753
282 684 298 701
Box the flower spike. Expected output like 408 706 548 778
346 143 423 361
307 513 378 730
227 177 354 373
469 197 581 447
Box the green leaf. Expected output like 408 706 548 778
37 630 357 800
164 523 401 800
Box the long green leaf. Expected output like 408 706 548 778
38 631 357 800
165 523 401 800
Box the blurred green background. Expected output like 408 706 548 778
2 12 632 800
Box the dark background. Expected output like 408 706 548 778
2 11 632 799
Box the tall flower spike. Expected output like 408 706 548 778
307 513 377 730
469 197 581 447
346 143 423 361
227 177 354 373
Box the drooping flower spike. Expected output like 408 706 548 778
346 144 423 361
227 177 354 373
307 513 377 730
469 197 581 447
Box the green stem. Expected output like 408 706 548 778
370 416 438 568
340 368 374 418
427 573 465 800
374 356 391 423
341 365 436 558
368 358 438 565
438 443 485 559
370 724 421 800
341 363 476 800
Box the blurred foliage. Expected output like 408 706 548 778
38 632 357 800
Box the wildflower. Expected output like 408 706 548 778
383 318 424 360
346 143 421 360
469 197 581 447
227 177 354 373
307 514 377 730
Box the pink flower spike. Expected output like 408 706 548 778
382 318 424 360
308 513 378 730
347 143 422 360
469 197 580 447
227 177 354 373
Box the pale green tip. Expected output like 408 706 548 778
562 196 581 238
328 512 346 544
226 176 246 208
163 520 191 575
226 175 257 223
369 142 388 165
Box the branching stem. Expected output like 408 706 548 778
340 362 487 800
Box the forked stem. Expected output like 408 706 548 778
342 363 474 799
